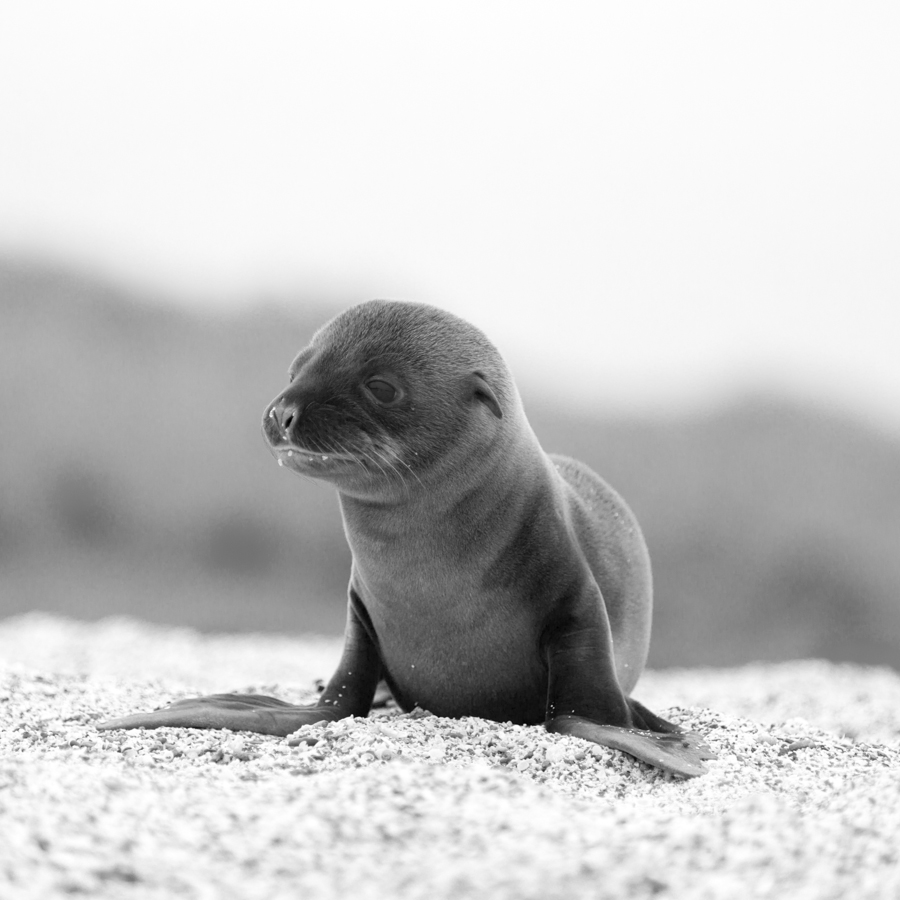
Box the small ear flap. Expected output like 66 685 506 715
470 372 503 419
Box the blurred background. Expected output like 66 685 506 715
1 3 898 669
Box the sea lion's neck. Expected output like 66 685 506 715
337 414 547 544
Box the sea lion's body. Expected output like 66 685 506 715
344 452 650 724
100 300 714 777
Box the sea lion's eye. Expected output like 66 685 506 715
366 379 399 404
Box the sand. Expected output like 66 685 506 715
1 612 898 899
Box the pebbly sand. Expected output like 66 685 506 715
1 612 899 899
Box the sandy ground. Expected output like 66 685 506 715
1 612 899 900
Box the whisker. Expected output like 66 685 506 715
375 437 423 492
369 443 418 497
361 443 395 485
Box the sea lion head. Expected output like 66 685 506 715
262 300 519 497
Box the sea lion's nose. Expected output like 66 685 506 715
266 397 301 438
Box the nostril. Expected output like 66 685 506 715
272 401 301 437
266 398 303 439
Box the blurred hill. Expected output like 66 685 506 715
1 257 898 669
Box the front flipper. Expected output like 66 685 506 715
97 592 383 737
543 592 716 777
98 694 343 736
547 714 716 778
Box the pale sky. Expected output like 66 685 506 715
2 2 899 426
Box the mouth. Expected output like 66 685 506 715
268 443 357 473
262 412 354 472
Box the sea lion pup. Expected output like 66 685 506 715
99 300 715 777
